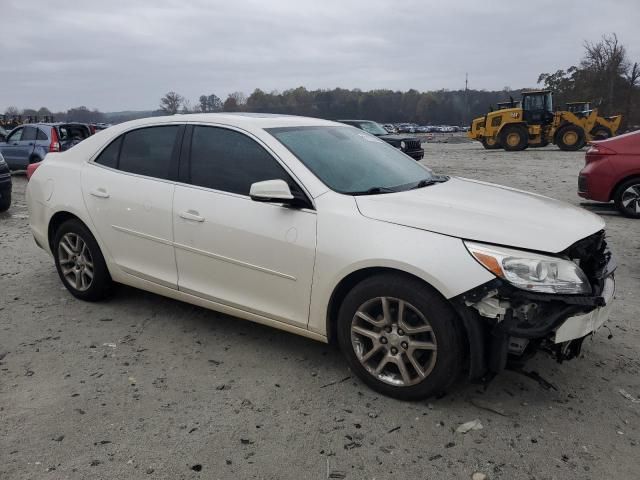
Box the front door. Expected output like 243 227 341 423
82 125 183 288
173 125 317 327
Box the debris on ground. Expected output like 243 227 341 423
470 398 509 417
472 473 487 480
456 419 484 433
618 389 640 404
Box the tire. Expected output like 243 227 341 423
336 273 463 400
591 126 612 140
499 125 528 151
555 125 586 151
0 191 10 212
481 137 501 150
53 219 113 301
613 178 640 218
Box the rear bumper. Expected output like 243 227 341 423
578 160 615 202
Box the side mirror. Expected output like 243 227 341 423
249 179 294 203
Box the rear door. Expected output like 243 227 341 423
82 124 184 288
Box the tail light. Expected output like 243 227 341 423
49 127 60 152
585 143 616 164
26 161 42 180
89 125 96 135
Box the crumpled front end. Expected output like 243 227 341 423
452 230 616 380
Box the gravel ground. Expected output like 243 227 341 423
1 141 639 480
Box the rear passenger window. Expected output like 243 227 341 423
22 126 37 141
36 129 48 140
118 126 180 179
94 137 122 169
189 126 292 195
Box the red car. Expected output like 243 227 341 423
578 130 640 218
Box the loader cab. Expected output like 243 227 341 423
566 102 592 118
522 91 554 125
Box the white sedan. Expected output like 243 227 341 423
27 113 615 399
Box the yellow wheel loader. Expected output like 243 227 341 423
468 91 622 152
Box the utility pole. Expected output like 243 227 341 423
464 72 469 127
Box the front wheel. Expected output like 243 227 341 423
591 126 612 140
500 125 528 151
555 125 586 151
337 274 463 400
53 219 113 301
614 178 640 218
481 137 501 150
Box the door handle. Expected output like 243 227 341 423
179 210 205 222
90 188 110 198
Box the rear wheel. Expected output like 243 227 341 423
481 137 501 150
336 274 463 400
614 178 640 218
555 125 586 151
500 125 528 151
591 126 612 140
53 219 113 301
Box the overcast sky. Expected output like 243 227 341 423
1 0 638 112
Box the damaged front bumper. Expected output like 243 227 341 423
452 230 616 380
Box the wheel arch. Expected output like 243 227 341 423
48 211 86 252
325 266 463 345
610 174 640 201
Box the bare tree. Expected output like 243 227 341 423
198 94 223 112
582 33 629 110
4 106 20 117
229 91 247 105
623 62 640 129
159 91 184 115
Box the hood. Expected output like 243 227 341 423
355 177 605 253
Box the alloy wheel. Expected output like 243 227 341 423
58 232 94 291
351 297 437 387
621 183 640 215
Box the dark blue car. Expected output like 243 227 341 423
0 123 91 170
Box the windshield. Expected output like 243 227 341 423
356 121 388 136
267 126 433 194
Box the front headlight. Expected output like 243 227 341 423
0 153 5 165
400 141 406 150
465 241 591 295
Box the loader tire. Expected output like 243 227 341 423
500 125 528 151
591 126 612 140
481 137 501 150
556 125 586 151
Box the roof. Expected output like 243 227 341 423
521 90 551 94
115 112 338 131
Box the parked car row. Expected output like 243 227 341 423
384 123 469 134
0 122 99 170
